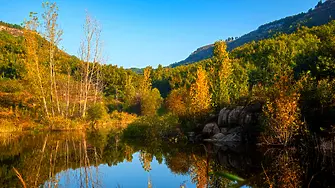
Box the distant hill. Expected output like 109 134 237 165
170 0 335 67
170 44 214 68
0 21 80 79
129 67 144 74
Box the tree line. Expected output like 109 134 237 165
1 2 335 145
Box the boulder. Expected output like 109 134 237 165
221 128 228 134
204 102 262 143
212 133 225 140
204 126 244 143
221 127 243 142
244 101 263 113
202 123 220 137
218 108 231 127
243 113 252 126
221 132 242 142
227 106 244 125
217 103 261 128
227 126 243 134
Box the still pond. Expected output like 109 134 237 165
0 130 334 187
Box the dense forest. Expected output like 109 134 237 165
0 1 335 149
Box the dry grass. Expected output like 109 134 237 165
13 167 27 188
0 119 23 133
93 111 137 130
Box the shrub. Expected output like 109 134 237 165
86 103 108 122
122 114 179 140
298 75 335 131
261 74 303 146
109 110 137 128
0 79 24 93
47 116 86 130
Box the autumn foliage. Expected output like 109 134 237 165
262 73 303 146
189 67 212 118
166 87 188 117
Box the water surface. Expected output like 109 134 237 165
0 130 334 187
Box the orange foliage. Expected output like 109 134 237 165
166 87 188 117
190 154 209 188
264 150 302 188
262 74 303 146
189 67 212 118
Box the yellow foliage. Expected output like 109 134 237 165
109 110 137 128
262 73 303 146
189 67 212 117
264 150 302 188
190 154 209 188
166 88 188 117
139 151 153 171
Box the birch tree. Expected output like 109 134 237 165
79 12 103 118
42 2 63 117
24 12 49 117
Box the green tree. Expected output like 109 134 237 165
211 41 232 108
141 88 163 116
123 73 136 109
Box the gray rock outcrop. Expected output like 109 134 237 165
202 122 220 137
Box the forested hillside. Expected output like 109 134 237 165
2 2 335 187
1 1 335 147
171 0 335 67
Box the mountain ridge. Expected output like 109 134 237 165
170 0 335 67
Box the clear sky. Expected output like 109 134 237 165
0 0 319 68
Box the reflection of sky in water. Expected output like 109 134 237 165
53 152 195 188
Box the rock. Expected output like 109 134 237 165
243 113 252 126
195 134 203 142
203 138 216 142
208 127 243 142
205 126 244 143
187 132 195 143
218 108 233 127
187 132 195 137
217 104 261 128
202 123 220 137
227 106 244 125
205 103 262 143
221 131 242 142
221 128 228 134
218 108 227 126
213 125 220 135
204 114 219 124
227 126 243 134
213 133 225 140
244 102 263 113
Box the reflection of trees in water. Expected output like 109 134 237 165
139 151 153 172
190 154 209 188
165 152 190 174
2 131 333 187
300 142 335 188
259 149 302 188
36 132 102 188
0 132 103 188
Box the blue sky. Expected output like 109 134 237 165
0 0 319 68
